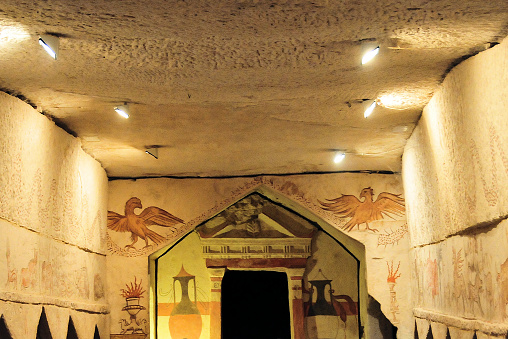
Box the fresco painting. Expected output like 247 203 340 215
319 187 405 232
108 197 184 250
119 277 148 335
304 232 360 339
168 266 202 339
386 261 401 324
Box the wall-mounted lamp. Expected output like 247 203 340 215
363 99 376 118
361 46 380 65
145 147 159 159
114 104 129 119
38 34 59 60
333 152 346 164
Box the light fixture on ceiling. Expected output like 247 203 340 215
114 104 130 119
363 99 376 118
361 46 380 65
38 34 59 60
145 147 159 159
333 152 346 164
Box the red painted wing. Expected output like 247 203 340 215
107 211 130 232
318 194 362 218
139 206 184 227
373 193 405 220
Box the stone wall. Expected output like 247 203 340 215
107 173 411 338
0 92 109 339
403 37 508 338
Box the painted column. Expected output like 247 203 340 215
208 268 225 339
288 268 306 339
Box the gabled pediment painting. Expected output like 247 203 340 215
196 193 316 239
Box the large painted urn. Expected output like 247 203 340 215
305 270 339 339
168 265 202 339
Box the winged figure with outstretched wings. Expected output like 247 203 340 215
318 187 405 232
108 197 184 248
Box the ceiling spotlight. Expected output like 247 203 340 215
114 104 129 119
145 147 159 159
333 152 346 164
38 34 59 60
361 46 380 65
363 99 376 118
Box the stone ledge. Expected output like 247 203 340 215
0 291 109 314
414 308 508 335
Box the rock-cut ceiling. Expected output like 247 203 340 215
0 0 507 177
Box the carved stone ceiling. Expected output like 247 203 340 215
0 1 507 177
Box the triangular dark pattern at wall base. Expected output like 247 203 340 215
0 315 13 339
66 316 78 339
414 321 419 339
445 328 451 339
36 307 52 339
426 325 434 339
94 325 101 339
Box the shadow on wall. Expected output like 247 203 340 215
367 295 397 339
0 315 13 339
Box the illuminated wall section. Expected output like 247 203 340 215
403 37 508 337
0 92 109 339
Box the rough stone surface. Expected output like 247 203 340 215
403 37 508 338
0 1 507 176
403 38 508 245
0 93 109 338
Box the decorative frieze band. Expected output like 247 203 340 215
414 307 508 335
0 291 110 314
201 238 311 260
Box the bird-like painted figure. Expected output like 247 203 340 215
319 187 405 232
108 197 184 248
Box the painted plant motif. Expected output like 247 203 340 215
119 277 147 335
452 248 465 309
387 261 401 324
319 187 405 232
108 197 184 249
426 257 439 297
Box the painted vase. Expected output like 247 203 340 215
305 278 339 339
168 265 202 339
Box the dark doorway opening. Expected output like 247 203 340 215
221 270 291 339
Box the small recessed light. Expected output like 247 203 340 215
363 100 376 118
145 147 159 159
38 34 59 60
114 104 129 119
362 46 379 65
333 152 346 164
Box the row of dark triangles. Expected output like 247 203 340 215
413 322 508 339
0 307 101 339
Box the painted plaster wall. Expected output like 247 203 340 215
0 92 109 339
304 231 360 339
107 173 410 338
156 232 210 339
403 37 508 338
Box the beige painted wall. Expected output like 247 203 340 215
403 37 508 337
0 92 109 339
107 173 410 338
